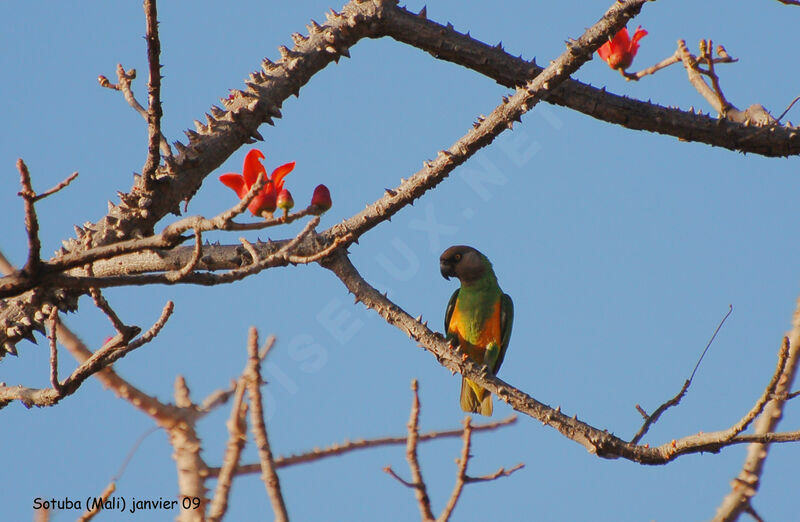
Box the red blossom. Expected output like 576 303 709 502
597 26 647 71
310 184 332 214
219 149 295 217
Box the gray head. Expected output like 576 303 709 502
439 245 489 284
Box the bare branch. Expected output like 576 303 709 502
464 463 524 483
34 172 79 202
712 299 800 521
89 287 133 335
0 301 172 408
244 331 288 522
205 416 517 478
77 481 116 522
624 48 737 81
16 159 41 274
437 418 472 521
47 308 60 391
207 380 248 522
141 0 164 189
165 228 203 282
631 305 733 444
776 95 800 123
405 379 435 521
99 65 172 158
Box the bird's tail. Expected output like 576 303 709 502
460 377 493 416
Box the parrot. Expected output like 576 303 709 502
440 245 513 416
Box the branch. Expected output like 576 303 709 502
99 65 172 158
244 332 289 522
323 251 800 464
0 301 173 408
207 380 248 522
5 0 800 356
712 299 800 521
381 5 799 156
631 305 733 444
141 0 163 189
384 380 435 521
17 159 42 275
437 419 472 521
624 46 737 81
206 416 516 478
678 39 774 125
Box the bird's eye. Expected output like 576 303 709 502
454 253 462 261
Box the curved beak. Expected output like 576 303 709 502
440 261 455 280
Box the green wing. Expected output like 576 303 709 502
493 293 514 372
444 288 460 335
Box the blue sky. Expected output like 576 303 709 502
2 1 800 520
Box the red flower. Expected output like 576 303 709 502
219 149 295 217
310 184 332 214
597 26 647 71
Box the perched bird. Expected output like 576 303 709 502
440 246 513 416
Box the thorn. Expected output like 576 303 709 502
384 188 397 196
417 6 427 18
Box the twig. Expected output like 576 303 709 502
17 159 41 274
743 502 765 522
34 172 79 202
207 380 248 522
775 95 800 123
464 463 524 483
631 305 732 444
141 0 163 189
244 331 288 522
47 308 60 391
437 418 472 521
625 49 736 81
199 381 239 413
0 301 172 408
165 228 203 282
207 416 517 477
77 481 116 522
99 65 172 157
402 379 435 521
89 287 133 335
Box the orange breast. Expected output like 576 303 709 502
448 298 502 361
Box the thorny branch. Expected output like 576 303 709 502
4 0 800 357
142 0 164 189
0 300 172 409
324 250 800 465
